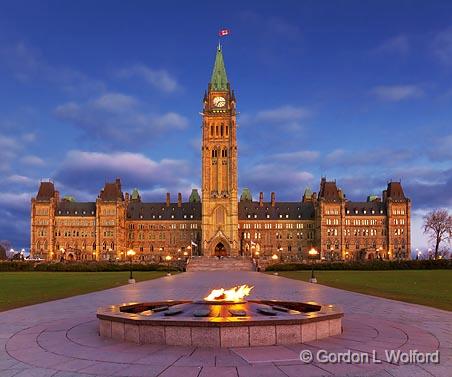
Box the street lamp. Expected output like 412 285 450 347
308 247 319 283
127 249 136 283
165 255 172 276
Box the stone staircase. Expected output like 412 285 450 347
186 256 255 271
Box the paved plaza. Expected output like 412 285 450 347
0 271 451 377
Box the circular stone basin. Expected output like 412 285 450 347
97 300 343 347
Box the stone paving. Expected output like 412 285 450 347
0 271 451 377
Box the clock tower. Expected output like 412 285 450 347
201 44 239 256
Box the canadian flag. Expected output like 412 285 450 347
219 29 230 37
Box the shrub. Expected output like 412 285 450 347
265 259 452 271
0 261 181 272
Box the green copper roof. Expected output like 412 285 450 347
189 189 201 203
303 187 313 199
240 188 252 202
63 195 75 202
131 188 140 200
210 44 228 91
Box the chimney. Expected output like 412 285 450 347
166 192 170 207
259 192 263 207
177 193 182 207
271 192 275 207
125 192 129 203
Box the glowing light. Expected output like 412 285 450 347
204 284 254 302
308 248 318 256
271 254 279 260
127 249 136 257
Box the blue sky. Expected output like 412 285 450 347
1 0 451 251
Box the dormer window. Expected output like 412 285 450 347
363 210 366 214
82 211 86 215
140 215 143 219
286 214 289 218
183 215 187 219
171 215 174 219
346 210 350 214
355 210 358 214
75 211 78 215
91 211 94 215
254 214 257 218
58 210 61 214
190 215 193 218
371 210 375 214
380 210 383 214
152 215 156 219
266 214 270 219
158 215 162 219
247 214 251 218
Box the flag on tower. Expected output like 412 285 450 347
219 28 230 37
191 240 198 247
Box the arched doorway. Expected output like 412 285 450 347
214 242 227 257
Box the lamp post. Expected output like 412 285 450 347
308 247 319 283
127 249 136 284
271 254 279 276
165 255 172 276
60 247 65 262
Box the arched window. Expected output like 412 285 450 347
221 123 224 137
110 242 114 250
225 125 229 135
211 125 214 137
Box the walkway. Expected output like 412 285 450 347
0 271 450 376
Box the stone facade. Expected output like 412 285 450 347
30 45 411 262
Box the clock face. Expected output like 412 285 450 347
213 96 226 107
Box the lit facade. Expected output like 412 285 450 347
30 45 411 262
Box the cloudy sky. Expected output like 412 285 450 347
1 1 451 250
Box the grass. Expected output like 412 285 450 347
0 271 166 312
273 270 452 311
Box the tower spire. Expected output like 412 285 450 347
210 44 228 91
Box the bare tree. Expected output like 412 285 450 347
423 209 452 260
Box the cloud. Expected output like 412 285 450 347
427 134 452 161
432 26 452 66
0 132 37 171
374 35 410 55
255 105 310 123
241 105 310 133
5 175 35 186
372 85 424 101
241 162 314 199
54 150 194 197
323 148 414 168
20 155 45 166
0 41 104 94
54 92 188 145
271 150 319 162
116 64 179 93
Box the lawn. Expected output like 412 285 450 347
0 271 166 312
274 270 452 311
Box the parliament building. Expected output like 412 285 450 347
30 45 411 262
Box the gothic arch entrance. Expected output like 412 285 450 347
214 242 227 257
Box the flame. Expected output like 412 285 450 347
204 284 254 302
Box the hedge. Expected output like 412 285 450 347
265 259 452 271
0 261 182 272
